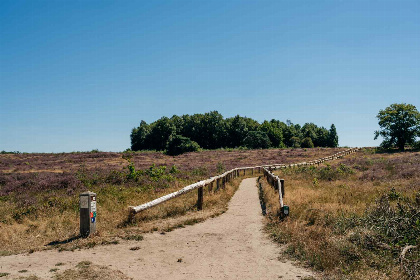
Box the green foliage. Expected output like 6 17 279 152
125 161 174 183
316 164 354 181
412 140 420 150
328 124 339 147
301 137 314 148
259 120 284 147
387 187 401 201
283 120 300 147
126 161 143 180
374 103 420 150
216 162 225 173
1 151 21 154
290 136 301 148
169 165 179 174
130 112 339 151
148 117 176 151
226 115 249 147
243 131 271 149
364 195 420 247
130 120 151 151
145 164 173 182
301 123 318 144
165 135 200 156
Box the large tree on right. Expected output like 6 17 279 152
374 103 420 150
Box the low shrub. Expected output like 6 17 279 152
166 135 200 156
301 137 314 148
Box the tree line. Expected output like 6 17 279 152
130 111 338 155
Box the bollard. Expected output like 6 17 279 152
80 191 97 238
281 205 289 217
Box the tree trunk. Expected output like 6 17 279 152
398 138 405 151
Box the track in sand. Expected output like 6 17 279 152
1 178 313 279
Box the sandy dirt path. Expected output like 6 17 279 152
1 178 313 279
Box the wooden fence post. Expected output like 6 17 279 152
197 186 203 210
274 178 279 190
280 179 285 198
216 178 220 190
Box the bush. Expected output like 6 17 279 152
290 136 301 148
301 137 314 148
364 195 420 247
243 131 271 149
166 135 200 156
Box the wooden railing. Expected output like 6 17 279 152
260 147 361 215
129 148 361 216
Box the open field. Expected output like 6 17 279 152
0 178 313 280
0 148 345 255
261 148 420 279
0 148 345 174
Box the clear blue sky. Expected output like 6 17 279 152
1 0 419 152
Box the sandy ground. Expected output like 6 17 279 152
1 178 313 279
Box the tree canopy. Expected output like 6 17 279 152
166 135 200 156
374 103 420 150
130 111 339 153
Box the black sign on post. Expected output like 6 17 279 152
80 191 97 238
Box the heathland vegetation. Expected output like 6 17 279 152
2 104 419 279
260 148 420 280
130 111 339 155
0 148 343 254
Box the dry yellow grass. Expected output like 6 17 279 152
54 261 131 280
0 174 247 254
260 149 420 280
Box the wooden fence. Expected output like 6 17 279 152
129 148 361 216
261 147 360 211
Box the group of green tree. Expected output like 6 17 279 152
130 111 339 155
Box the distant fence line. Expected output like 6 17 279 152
129 148 361 216
261 147 361 210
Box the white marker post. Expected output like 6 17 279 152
80 191 97 237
